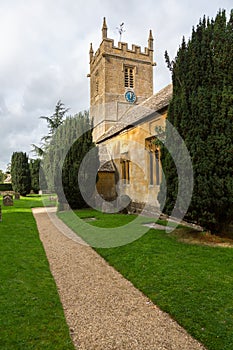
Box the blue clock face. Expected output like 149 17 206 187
125 90 136 103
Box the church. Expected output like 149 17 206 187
88 18 172 213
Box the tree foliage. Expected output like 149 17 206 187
62 113 99 209
40 100 69 142
29 159 41 194
11 152 31 196
31 100 69 157
0 170 6 183
30 100 70 192
159 9 233 235
41 110 99 209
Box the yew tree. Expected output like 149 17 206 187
11 152 31 196
159 9 233 235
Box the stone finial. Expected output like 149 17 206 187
148 29 154 50
102 17 108 39
89 43 94 62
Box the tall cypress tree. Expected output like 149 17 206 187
159 9 233 235
11 152 31 196
61 112 99 209
29 159 41 194
41 111 99 209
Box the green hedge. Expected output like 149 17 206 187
0 183 13 191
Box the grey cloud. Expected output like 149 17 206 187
23 66 63 112
0 0 232 170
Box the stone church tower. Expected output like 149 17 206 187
89 17 156 141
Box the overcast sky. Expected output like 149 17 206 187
0 0 232 171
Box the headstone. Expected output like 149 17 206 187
63 203 71 211
15 193 20 200
0 205 2 222
3 194 13 206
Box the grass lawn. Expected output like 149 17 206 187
59 208 233 350
0 195 75 350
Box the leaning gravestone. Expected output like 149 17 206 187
15 193 20 200
3 194 13 206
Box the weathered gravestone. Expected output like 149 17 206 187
15 193 20 200
3 194 13 206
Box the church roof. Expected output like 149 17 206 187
96 84 172 143
140 83 172 111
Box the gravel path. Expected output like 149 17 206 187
32 207 206 350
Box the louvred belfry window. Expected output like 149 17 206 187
124 67 134 88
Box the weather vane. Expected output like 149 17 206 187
116 22 125 42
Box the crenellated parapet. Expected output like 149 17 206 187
90 37 154 68
90 18 155 70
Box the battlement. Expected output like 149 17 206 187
90 38 153 67
90 18 154 67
